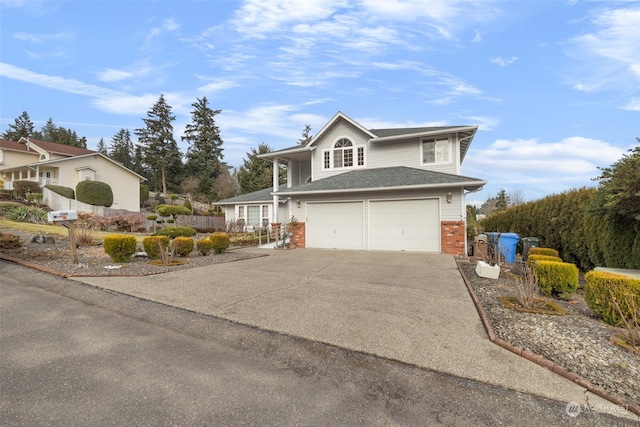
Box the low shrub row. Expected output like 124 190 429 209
104 232 232 262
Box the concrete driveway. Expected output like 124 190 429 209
74 247 629 417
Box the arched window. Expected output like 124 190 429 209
333 138 353 168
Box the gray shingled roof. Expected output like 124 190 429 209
369 127 460 138
216 187 275 204
275 167 485 195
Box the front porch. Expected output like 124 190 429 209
1 167 59 190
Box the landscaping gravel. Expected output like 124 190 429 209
2 228 638 411
458 261 639 411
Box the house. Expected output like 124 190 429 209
0 137 145 212
215 112 487 255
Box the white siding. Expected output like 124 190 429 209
312 119 371 181
366 137 459 175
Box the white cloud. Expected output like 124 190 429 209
567 6 640 95
490 56 517 66
622 97 640 111
462 136 627 196
459 115 499 131
231 0 344 38
196 79 239 93
13 31 74 43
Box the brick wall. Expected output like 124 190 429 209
441 221 465 256
289 222 306 249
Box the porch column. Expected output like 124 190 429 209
272 157 279 224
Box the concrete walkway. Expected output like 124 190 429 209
73 248 636 420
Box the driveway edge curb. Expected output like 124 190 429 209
456 259 640 418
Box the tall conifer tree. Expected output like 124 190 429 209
182 97 225 201
2 111 34 141
134 94 183 193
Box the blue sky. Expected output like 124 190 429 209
1 0 638 206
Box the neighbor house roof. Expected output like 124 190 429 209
0 137 96 157
274 166 486 195
215 187 275 205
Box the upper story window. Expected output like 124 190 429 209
422 137 451 164
324 138 365 169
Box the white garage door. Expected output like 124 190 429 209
369 199 440 252
306 202 364 250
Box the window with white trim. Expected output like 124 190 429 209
323 138 365 169
237 204 270 227
422 137 451 164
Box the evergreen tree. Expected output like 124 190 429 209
109 128 135 169
495 189 510 212
298 124 312 145
237 143 285 194
590 142 640 222
2 111 34 141
134 94 183 193
96 138 108 154
31 118 87 147
131 144 147 177
182 97 225 201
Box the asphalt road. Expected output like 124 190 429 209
0 261 635 426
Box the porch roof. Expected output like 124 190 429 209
274 166 486 195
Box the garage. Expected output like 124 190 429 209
369 199 440 252
306 202 364 250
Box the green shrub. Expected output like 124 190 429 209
12 181 40 199
196 238 214 256
45 184 75 199
143 236 170 259
183 199 192 210
156 204 191 224
0 202 23 216
210 232 230 254
103 234 137 263
172 237 194 257
533 260 579 300
25 192 43 205
527 254 563 268
7 205 48 224
155 226 197 238
140 184 149 203
529 247 560 258
584 271 640 327
76 180 113 207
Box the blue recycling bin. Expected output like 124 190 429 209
487 232 520 263
498 232 520 263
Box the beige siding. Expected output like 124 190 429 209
53 156 141 212
366 137 460 175
0 150 39 169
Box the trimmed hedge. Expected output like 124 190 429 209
143 236 170 259
528 247 559 258
76 180 113 207
13 181 40 199
45 184 75 199
172 237 194 257
533 260 579 300
479 187 640 271
196 238 214 256
527 254 563 268
103 234 137 262
155 226 197 238
584 271 640 327
210 232 230 254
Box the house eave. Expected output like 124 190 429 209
275 180 487 196
370 126 478 143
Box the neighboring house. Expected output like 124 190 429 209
215 112 487 255
0 137 145 212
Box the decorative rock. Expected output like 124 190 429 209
30 234 55 244
475 261 500 279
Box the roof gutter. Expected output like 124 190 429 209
370 126 477 143
275 180 488 196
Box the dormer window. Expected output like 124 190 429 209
422 137 451 164
324 138 365 169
